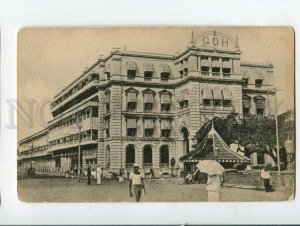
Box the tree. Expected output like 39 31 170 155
193 113 280 163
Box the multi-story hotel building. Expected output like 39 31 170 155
18 31 276 175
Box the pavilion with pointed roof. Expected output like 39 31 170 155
180 122 250 170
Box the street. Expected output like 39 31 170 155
17 177 289 202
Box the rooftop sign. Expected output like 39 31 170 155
193 30 240 52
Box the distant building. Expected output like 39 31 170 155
18 31 276 175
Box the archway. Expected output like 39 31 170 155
160 145 169 167
126 144 135 167
181 127 189 154
143 145 153 167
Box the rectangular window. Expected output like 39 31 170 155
144 129 154 137
144 71 153 81
213 100 223 106
92 107 98 117
161 129 170 138
127 128 136 137
242 78 249 87
161 103 170 112
223 100 232 107
161 72 170 81
127 70 136 80
257 108 264 117
203 99 211 106
201 66 209 72
127 102 137 112
212 67 220 73
255 79 263 88
144 103 153 112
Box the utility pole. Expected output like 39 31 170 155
274 89 281 179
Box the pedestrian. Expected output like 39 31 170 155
123 168 128 180
260 165 273 192
96 165 102 185
87 165 91 185
129 163 146 202
149 167 155 179
119 168 125 182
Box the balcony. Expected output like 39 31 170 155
19 149 49 159
49 138 98 152
49 100 99 124
123 111 175 118
51 80 99 113
49 117 98 142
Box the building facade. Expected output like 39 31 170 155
18 31 276 175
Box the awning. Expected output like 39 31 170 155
127 61 137 71
222 88 233 100
201 59 210 67
127 119 137 128
127 92 137 102
161 120 171 129
179 89 188 101
243 98 251 108
255 99 266 109
242 70 250 79
144 62 154 72
211 59 220 68
212 87 222 99
104 94 110 104
222 60 231 69
254 70 264 80
160 64 170 73
144 119 154 129
104 63 111 74
144 93 154 103
161 94 171 103
202 87 213 99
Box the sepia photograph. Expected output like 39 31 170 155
17 27 295 202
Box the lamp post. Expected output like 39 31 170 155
77 115 82 182
284 135 294 171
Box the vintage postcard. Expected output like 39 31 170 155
17 27 295 202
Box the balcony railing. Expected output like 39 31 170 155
49 117 98 141
49 139 97 152
51 80 99 112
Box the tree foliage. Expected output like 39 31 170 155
193 113 284 163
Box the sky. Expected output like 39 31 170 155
17 27 294 141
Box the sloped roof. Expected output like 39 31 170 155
181 123 250 164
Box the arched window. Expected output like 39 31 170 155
143 145 153 167
181 127 189 154
126 144 135 167
160 145 169 167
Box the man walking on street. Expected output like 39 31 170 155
129 163 146 202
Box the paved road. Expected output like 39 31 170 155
18 177 290 202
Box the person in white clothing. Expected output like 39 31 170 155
96 165 102 185
129 163 145 202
